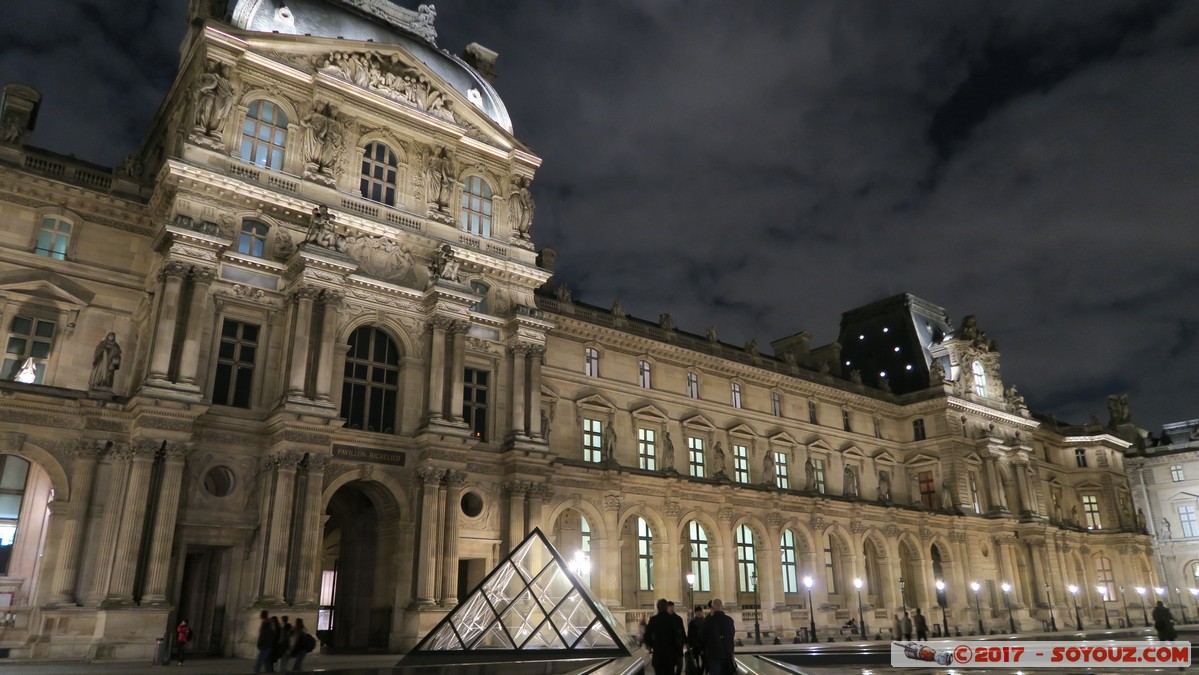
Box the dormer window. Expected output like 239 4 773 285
240 100 288 171
971 360 987 397
34 217 72 260
360 142 399 206
237 220 268 257
460 176 493 237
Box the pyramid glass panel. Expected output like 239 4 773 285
471 621 516 650
450 589 497 647
425 622 463 650
500 588 545 647
575 619 618 649
550 589 590 645
525 616 567 649
481 561 524 614
529 561 573 610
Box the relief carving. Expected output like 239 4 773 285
191 59 235 149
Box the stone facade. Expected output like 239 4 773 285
0 0 1157 661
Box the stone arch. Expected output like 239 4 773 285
9 439 70 503
677 509 725 550
356 131 410 165
321 467 407 520
337 314 417 362
545 497 608 543
239 90 300 127
928 535 954 563
617 504 667 541
777 517 815 556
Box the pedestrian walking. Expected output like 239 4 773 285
891 614 902 642
667 602 685 675
174 619 191 665
914 608 928 640
901 611 913 641
289 618 316 672
686 605 705 675
1152 601 1178 641
253 610 277 673
645 598 684 675
278 615 294 672
701 598 736 675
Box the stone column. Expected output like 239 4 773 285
414 467 444 605
527 483 551 534
49 442 102 605
599 495 622 608
1013 461 1033 516
83 444 131 605
505 481 530 552
313 291 343 403
447 322 468 423
528 347 544 439
426 319 449 422
141 443 192 604
177 267 215 385
293 455 330 605
148 261 189 380
439 471 468 606
105 441 158 603
983 455 1008 515
509 345 527 438
287 287 317 397
260 452 299 602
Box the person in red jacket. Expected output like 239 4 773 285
175 619 192 665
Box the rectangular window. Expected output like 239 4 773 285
579 518 592 586
637 518 653 591
584 348 599 377
1095 557 1115 601
688 521 711 592
913 418 926 441
687 371 700 399
823 535 837 594
731 383 742 409
582 418 603 463
212 319 259 408
1180 506 1198 538
969 471 982 514
1075 449 1088 468
918 470 936 510
637 428 656 471
736 525 756 593
638 360 651 388
1172 465 1185 482
808 400 818 424
775 452 790 489
1082 495 1102 529
35 217 72 260
780 530 798 593
842 409 852 432
771 391 782 417
688 436 705 478
463 368 489 440
732 444 749 483
813 458 826 494
3 315 56 384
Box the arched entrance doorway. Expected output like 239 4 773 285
0 453 53 608
321 481 394 651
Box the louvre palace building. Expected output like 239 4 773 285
0 0 1160 661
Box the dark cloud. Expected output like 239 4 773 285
2 0 1195 431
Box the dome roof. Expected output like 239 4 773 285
228 0 512 133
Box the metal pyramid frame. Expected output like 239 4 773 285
403 527 636 664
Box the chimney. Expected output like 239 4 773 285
1 83 41 146
462 43 499 84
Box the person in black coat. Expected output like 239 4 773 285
686 605 706 675
645 598 684 675
1152 601 1178 641
702 598 736 675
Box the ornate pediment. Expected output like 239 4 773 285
0 269 95 307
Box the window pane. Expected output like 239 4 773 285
0 494 21 520
0 457 29 490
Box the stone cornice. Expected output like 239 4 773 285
1061 434 1133 449
948 397 1041 430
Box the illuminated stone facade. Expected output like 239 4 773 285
0 0 1157 661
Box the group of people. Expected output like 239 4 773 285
643 598 738 675
254 611 316 673
891 608 930 640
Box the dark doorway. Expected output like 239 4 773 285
323 483 383 651
457 558 487 604
176 546 231 655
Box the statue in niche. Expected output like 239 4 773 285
929 359 946 385
611 300 625 318
1004 385 1026 414
1069 505 1080 527
707 327 718 344
1107 394 1132 427
89 333 122 390
996 471 1009 509
305 206 346 252
541 406 555 440
508 176 535 239
804 456 817 491
878 470 891 502
299 102 348 183
425 147 454 215
602 425 617 464
273 225 296 261
849 369 862 384
191 59 234 142
427 244 460 282
117 154 143 178
660 432 675 472
1136 508 1147 533
712 442 726 477
659 313 674 331
1160 518 1172 539
763 451 777 486
941 479 957 512
843 465 859 498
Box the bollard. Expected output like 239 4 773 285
153 637 166 665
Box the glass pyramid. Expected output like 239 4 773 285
405 528 637 663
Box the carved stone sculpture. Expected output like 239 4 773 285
1004 385 1026 414
878 470 891 502
941 479 957 511
89 332 122 390
273 224 296 261
878 377 891 393
844 465 859 498
427 244 460 282
706 326 718 344
602 425 616 464
191 59 234 147
929 359 946 385
660 432 675 472
1069 505 1080 527
1136 508 1147 532
804 456 817 491
659 313 674 331
299 102 348 186
849 369 862 385
763 451 776 486
305 206 346 252
611 300 625 318
412 4 438 42
425 147 455 217
343 235 415 283
745 339 759 357
508 176 535 239
712 441 726 477
1160 518 1172 538
555 284 572 303
1107 394 1132 426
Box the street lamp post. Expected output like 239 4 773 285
686 572 696 618
935 580 948 637
751 573 762 645
854 578 866 640
970 581 985 635
803 576 816 643
1068 586 1083 630
1095 586 1111 629
1044 583 1057 631
1135 587 1149 627
898 576 907 614
1119 586 1130 628
1001 582 1016 633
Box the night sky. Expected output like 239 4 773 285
1 1 1196 432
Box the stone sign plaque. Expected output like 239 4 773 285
332 444 406 466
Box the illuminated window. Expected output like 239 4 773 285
1095 557 1114 601
1075 449 1088 468
808 400 818 424
1181 506 1198 538
688 520 711 592
736 524 757 593
637 517 653 591
972 361 987 397
775 452 790 490
842 409 852 432
1171 465 1184 482
731 383 742 409
1082 495 1102 529
823 533 838 593
732 444 749 483
212 319 259 409
688 436 705 478
812 458 826 494
584 348 599 377
0 454 30 575
969 471 982 514
582 418 603 463
780 529 798 593
240 100 288 171
579 516 592 586
913 418 926 441
469 281 489 313
638 360 651 388
463 368 489 440
34 217 72 260
918 471 936 510
360 142 399 206
460 175 493 237
3 315 55 384
771 391 782 417
340 327 399 433
637 428 656 471
686 371 700 399
237 220 268 257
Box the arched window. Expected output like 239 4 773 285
579 515 592 586
736 524 757 593
823 533 840 594
687 520 711 591
1095 557 1115 601
638 360 651 388
0 454 30 574
780 529 799 593
340 327 400 434
972 361 987 397
1190 561 1199 589
237 220 268 257
637 517 653 591
360 142 399 205
460 176 493 237
240 100 288 171
34 217 72 260
469 281 489 313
